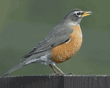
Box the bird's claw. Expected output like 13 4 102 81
64 72 74 76
50 72 61 76
50 72 74 76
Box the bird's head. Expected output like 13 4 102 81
63 9 92 24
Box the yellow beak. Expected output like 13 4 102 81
82 11 92 17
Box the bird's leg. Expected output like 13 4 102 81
49 64 57 73
50 64 73 75
52 64 64 75
49 64 60 75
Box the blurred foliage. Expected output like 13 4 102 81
0 0 110 76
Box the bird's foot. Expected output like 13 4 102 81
60 72 74 76
64 72 74 76
50 72 61 76
50 72 74 76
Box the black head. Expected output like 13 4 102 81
63 9 92 23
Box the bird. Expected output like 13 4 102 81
1 9 92 77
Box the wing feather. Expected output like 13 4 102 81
21 25 73 58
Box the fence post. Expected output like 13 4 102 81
0 75 110 88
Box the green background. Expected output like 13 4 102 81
0 0 110 76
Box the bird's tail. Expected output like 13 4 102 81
1 62 26 78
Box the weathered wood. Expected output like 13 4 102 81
0 75 110 88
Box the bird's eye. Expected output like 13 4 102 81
77 12 84 15
77 13 81 15
74 11 84 17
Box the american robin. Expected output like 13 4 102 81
1 9 91 77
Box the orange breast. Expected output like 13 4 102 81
51 25 82 63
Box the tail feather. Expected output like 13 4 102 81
1 62 25 78
1 57 37 78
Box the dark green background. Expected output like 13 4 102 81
0 0 110 76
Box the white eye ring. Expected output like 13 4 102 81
74 11 83 17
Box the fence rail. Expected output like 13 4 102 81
0 75 110 88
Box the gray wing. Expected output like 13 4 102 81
21 24 73 58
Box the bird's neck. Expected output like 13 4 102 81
67 21 79 27
60 19 79 27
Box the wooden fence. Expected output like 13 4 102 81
0 75 110 88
